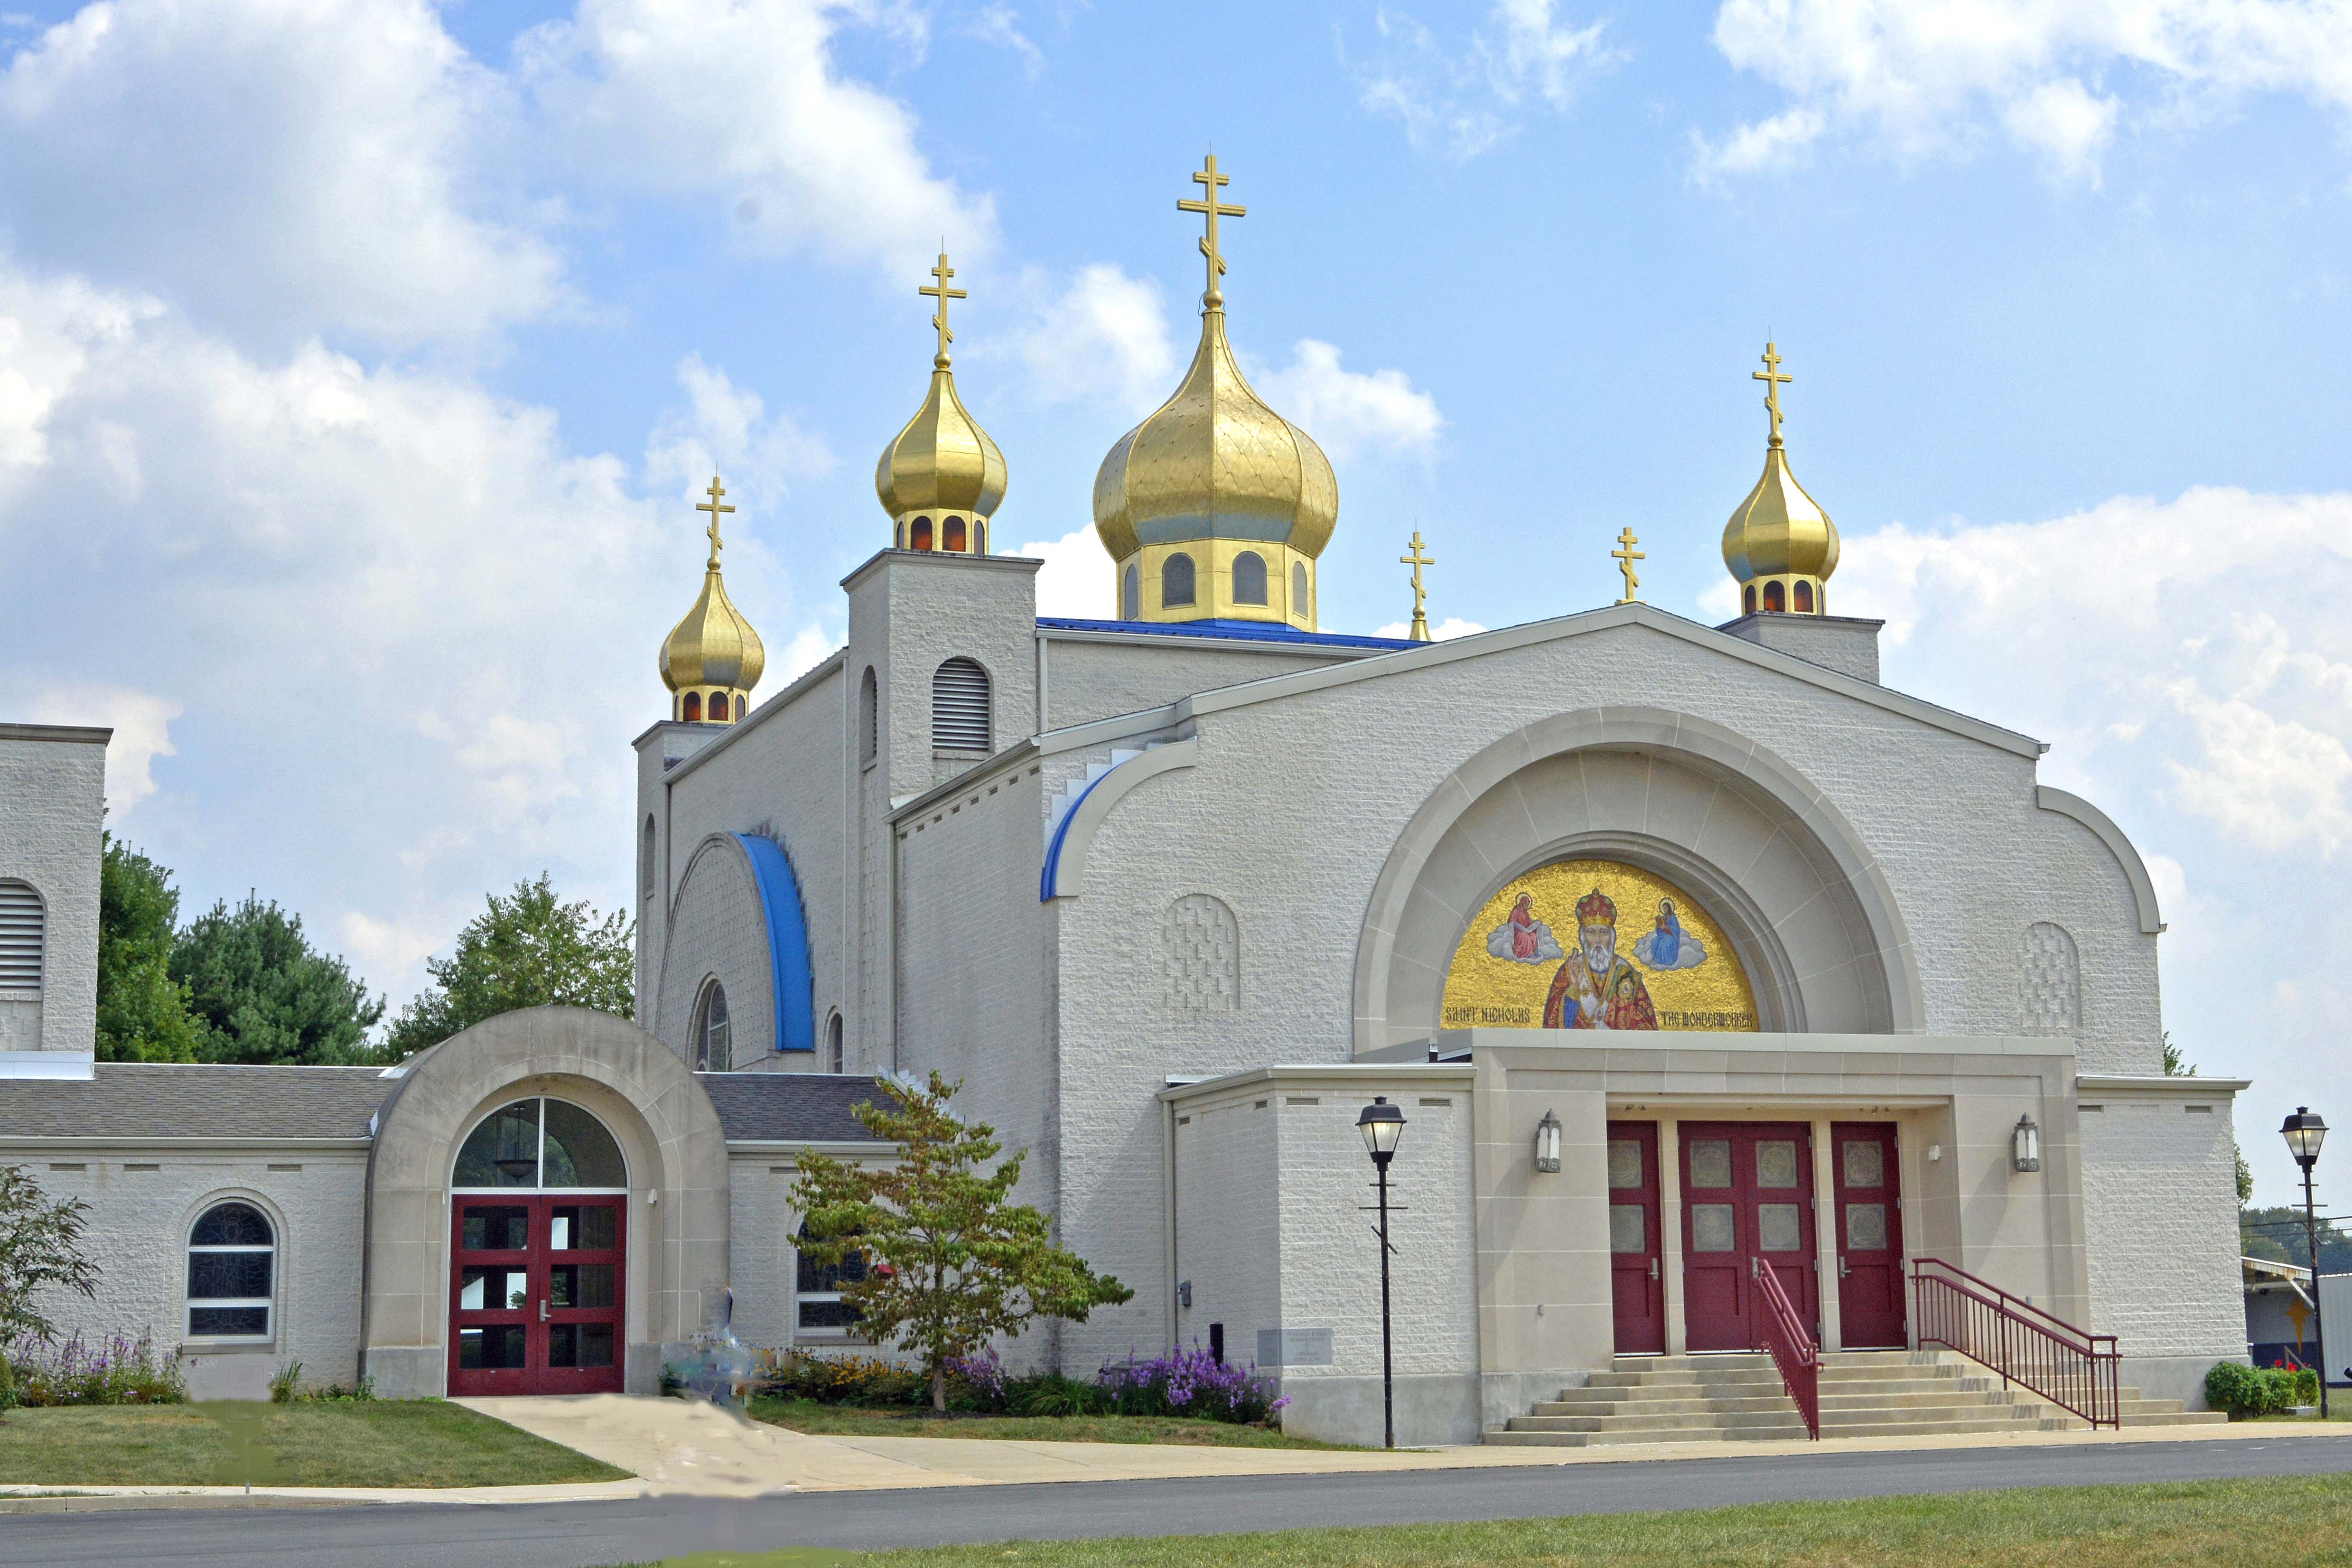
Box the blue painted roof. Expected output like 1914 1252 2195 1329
1037 617 1416 652
732 833 816 1054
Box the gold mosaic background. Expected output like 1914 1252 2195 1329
1441 859 1760 1032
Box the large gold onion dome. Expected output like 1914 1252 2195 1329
660 476 765 723
1722 342 1839 609
875 249 1006 547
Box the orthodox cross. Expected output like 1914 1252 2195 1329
1754 341 1792 448
1613 527 1644 603
920 248 965 368
697 475 735 569
1176 152 1245 308
1400 530 1435 643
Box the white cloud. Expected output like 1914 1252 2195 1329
1373 616 1488 640
1702 0 2352 185
1257 340 1446 464
0 0 562 348
1690 108 1827 182
1001 264 1176 415
1017 524 1114 620
970 4 1045 80
773 622 844 685
644 353 834 513
1354 0 1616 159
0 681 181 815
518 0 996 278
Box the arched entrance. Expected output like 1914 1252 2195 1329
447 1095 629 1395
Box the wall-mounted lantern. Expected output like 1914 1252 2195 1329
2012 1113 2042 1172
1534 1110 1563 1174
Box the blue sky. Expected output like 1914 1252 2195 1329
0 0 2347 1202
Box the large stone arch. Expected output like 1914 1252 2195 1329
358 1006 729 1397
657 831 817 1065
1352 708 1925 1055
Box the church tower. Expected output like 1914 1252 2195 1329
1722 342 1840 616
875 250 1007 554
659 475 766 724
1093 155 1336 630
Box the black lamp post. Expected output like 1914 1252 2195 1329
1357 1095 1407 1450
2283 1107 2331 1418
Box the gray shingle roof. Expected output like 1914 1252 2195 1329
0 1064 395 1140
697 1073 891 1142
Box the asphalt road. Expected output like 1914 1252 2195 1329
9 1435 2352 1568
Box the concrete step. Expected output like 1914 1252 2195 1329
1509 1407 1813 1434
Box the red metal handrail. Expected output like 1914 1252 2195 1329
1751 1257 1820 1439
1911 1257 2119 1428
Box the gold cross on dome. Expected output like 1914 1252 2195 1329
1613 527 1644 603
920 247 966 367
697 475 735 569
1176 152 1245 308
1400 530 1435 643
1754 341 1793 448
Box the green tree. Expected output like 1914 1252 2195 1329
380 875 634 1059
791 1071 1133 1412
0 1165 98 1411
172 896 385 1065
93 833 201 1062
2242 1205 2352 1272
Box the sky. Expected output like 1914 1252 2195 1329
0 0 2347 1203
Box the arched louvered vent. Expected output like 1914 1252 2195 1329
0 881 43 991
932 658 991 751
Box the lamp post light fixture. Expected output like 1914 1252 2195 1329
1357 1095 1407 1449
2011 1114 2042 1173
2283 1106 2331 1418
1534 1110 1562 1174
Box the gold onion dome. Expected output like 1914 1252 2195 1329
660 476 765 725
1722 341 1839 617
1093 154 1334 630
875 249 1005 554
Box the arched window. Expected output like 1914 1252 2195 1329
973 519 987 555
1232 551 1268 605
0 879 42 992
1292 561 1309 619
1743 584 1757 615
1764 581 1786 613
1162 552 1196 608
796 1220 868 1335
187 1202 274 1339
640 818 657 902
827 1012 844 1074
1123 564 1140 621
692 978 732 1072
1793 581 1814 613
859 667 879 765
682 692 702 723
454 1098 627 1189
944 516 967 552
911 517 934 551
932 657 991 751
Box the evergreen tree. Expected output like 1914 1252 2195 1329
791 1071 1133 1412
380 875 634 1059
172 896 385 1064
93 833 200 1062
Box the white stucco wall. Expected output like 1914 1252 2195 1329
0 727 108 1061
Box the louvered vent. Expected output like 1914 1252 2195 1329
0 880 42 991
931 657 991 751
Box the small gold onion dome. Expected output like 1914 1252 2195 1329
1722 342 1839 616
875 250 1005 553
660 476 765 724
1092 309 1338 565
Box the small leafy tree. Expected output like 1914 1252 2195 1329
173 895 385 1065
94 832 200 1063
0 1166 99 1413
381 875 635 1059
791 1072 1133 1412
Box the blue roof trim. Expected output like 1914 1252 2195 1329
732 833 816 1053
1039 766 1118 903
1038 617 1415 651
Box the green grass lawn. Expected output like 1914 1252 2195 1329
610 1473 2352 1568
746 1396 1350 1450
0 1400 630 1488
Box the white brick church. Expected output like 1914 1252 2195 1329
2 162 2247 1443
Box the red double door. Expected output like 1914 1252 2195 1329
448 1196 626 1395
1606 1120 1907 1355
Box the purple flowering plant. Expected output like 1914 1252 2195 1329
1097 1342 1288 1425
4 1329 186 1407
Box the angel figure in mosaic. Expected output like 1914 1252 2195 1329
1486 892 1564 964
1633 895 1708 971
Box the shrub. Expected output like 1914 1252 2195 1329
1010 1373 1108 1418
2206 1360 2318 1419
7 1331 186 1406
755 1350 926 1408
270 1361 303 1403
271 1362 375 1403
1096 1344 1288 1425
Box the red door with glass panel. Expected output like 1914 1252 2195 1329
1831 1122 1906 1348
1607 1121 1666 1353
1680 1121 1819 1351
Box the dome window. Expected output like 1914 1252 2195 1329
911 517 934 551
1162 553 1197 608
1793 581 1814 613
1764 581 1786 613
683 692 702 723
1233 551 1268 606
1123 565 1141 621
1292 561 1309 618
1743 584 1757 615
944 517 967 552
